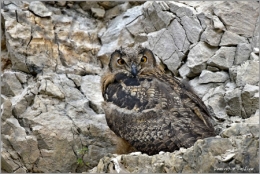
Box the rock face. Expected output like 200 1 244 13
1 1 259 173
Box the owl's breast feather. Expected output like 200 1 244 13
105 73 156 112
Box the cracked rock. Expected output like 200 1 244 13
39 79 65 99
142 2 175 33
187 42 218 76
234 43 252 65
241 84 259 118
213 1 259 37
207 47 236 70
201 26 223 46
91 7 105 18
180 15 202 43
236 60 259 86
219 31 248 46
80 75 104 114
199 70 229 83
224 88 243 116
1 71 23 96
105 2 131 20
212 15 225 31
29 1 52 17
145 28 183 75
167 1 196 17
203 85 227 119
188 77 218 98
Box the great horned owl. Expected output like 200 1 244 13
101 46 216 155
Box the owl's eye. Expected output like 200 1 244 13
141 56 147 63
117 58 125 65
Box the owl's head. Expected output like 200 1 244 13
108 46 157 77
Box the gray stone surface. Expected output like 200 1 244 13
81 75 104 114
213 1 259 37
1 1 259 173
234 43 252 65
201 26 223 46
188 77 218 98
187 42 218 75
1 72 23 96
202 86 227 119
212 15 225 31
207 47 236 70
91 8 105 18
224 88 243 116
199 70 229 83
220 31 248 46
105 2 131 20
241 84 259 118
180 16 203 43
236 60 259 86
29 1 52 17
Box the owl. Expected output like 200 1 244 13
101 46 216 155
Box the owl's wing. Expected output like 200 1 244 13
158 74 216 129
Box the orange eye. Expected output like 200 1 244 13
141 56 147 63
117 58 125 65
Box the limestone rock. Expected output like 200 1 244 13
241 84 259 118
213 1 259 37
145 28 183 75
98 5 142 64
169 19 190 53
221 123 259 138
29 1 52 17
105 2 131 20
236 60 259 86
220 31 248 46
188 77 218 98
167 1 196 17
1 99 12 121
91 8 105 18
98 1 125 10
79 2 99 11
1 71 23 96
203 86 227 119
180 16 202 43
187 42 218 75
39 79 65 99
201 26 223 46
179 63 191 79
224 88 243 116
234 43 252 65
212 15 225 31
67 74 82 87
244 110 259 124
207 47 236 70
81 75 104 114
56 1 67 7
142 2 175 33
206 66 219 72
199 70 229 83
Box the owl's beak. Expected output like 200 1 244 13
131 64 138 77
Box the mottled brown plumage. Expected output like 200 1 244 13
101 46 216 155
